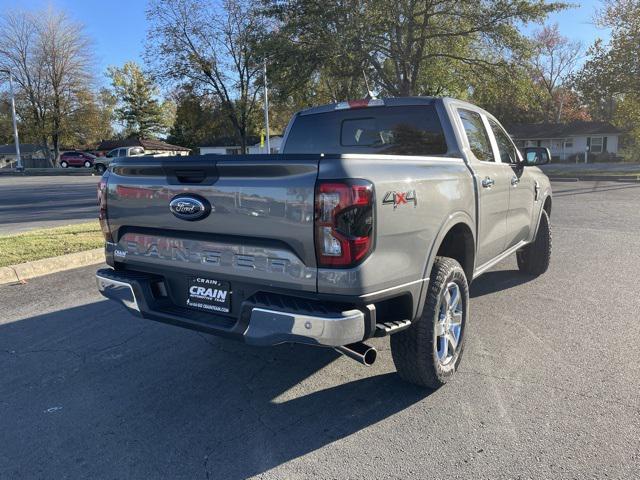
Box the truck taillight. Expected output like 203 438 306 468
315 180 374 267
97 172 113 242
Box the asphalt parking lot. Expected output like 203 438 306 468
0 176 99 235
1 180 638 479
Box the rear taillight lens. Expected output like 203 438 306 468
315 180 374 267
97 172 113 242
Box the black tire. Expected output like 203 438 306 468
391 256 469 389
95 164 106 174
517 209 551 276
60 161 68 168
84 160 92 168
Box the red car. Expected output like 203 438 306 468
59 151 96 168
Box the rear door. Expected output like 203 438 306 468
67 152 82 166
455 108 511 267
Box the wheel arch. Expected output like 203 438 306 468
413 212 476 320
530 192 552 241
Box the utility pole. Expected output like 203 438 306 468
263 60 270 154
1 69 23 171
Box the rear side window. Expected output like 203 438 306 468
283 105 447 156
458 109 494 162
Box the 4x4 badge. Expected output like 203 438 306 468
383 190 417 209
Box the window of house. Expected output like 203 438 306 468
564 139 574 149
457 109 494 162
590 136 604 153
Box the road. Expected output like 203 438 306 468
0 176 100 235
0 180 638 479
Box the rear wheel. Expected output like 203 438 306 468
391 256 469 388
60 161 68 168
517 209 551 276
95 163 106 174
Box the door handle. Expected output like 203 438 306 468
481 177 495 188
511 176 520 186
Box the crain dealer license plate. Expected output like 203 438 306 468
186 277 231 313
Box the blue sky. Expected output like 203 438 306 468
0 0 610 81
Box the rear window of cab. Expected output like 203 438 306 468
283 105 448 156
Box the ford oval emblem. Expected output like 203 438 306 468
169 194 211 221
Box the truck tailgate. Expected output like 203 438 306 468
105 155 319 292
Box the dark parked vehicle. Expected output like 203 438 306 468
59 151 96 169
96 97 552 388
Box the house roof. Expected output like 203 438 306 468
0 143 47 155
508 121 622 139
96 138 190 152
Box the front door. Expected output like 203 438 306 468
487 118 535 248
456 108 511 267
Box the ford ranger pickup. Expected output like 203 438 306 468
96 97 552 388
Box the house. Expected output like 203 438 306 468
0 143 49 169
95 138 191 157
199 136 283 155
508 121 622 162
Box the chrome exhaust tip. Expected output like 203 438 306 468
334 342 377 366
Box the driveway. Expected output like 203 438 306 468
0 181 638 479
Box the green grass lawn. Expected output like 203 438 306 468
0 222 104 268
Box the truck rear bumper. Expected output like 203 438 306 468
96 268 369 347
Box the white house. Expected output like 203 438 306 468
200 136 283 155
509 121 622 162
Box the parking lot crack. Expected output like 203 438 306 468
92 329 145 354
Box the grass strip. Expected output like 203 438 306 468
0 222 103 268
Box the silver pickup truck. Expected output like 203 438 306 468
96 97 552 388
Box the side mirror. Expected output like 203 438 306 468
522 147 551 166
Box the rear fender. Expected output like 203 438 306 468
413 211 475 320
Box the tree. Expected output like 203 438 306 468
64 88 115 147
528 23 582 122
264 0 566 98
107 61 168 139
470 64 547 125
167 86 237 150
0 8 95 164
39 9 93 160
0 10 51 162
0 94 15 144
575 0 640 158
146 0 266 152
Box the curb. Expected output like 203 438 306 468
0 169 97 177
0 248 105 286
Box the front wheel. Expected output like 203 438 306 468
60 161 68 168
95 164 106 174
84 160 92 168
391 256 469 388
